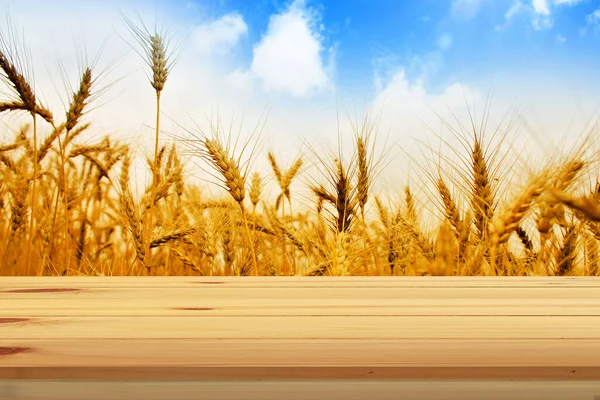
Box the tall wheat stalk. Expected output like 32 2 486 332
268 152 302 274
489 169 549 274
123 15 174 272
0 26 54 274
52 67 93 274
204 139 258 276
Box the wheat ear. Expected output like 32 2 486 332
489 171 548 274
202 138 258 275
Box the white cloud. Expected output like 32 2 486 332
506 1 526 19
248 0 332 97
556 33 566 42
580 8 600 36
496 1 525 30
530 0 586 28
224 68 254 95
192 13 247 55
532 0 550 15
586 8 600 25
554 0 584 5
497 0 583 31
531 0 553 29
372 70 480 132
452 0 579 25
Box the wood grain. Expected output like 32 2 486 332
2 276 599 288
4 299 600 316
1 277 599 383
1 315 600 339
1 380 600 400
3 287 600 300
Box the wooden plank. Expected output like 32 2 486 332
2 298 600 316
3 287 600 300
2 338 600 367
1 380 600 400
1 315 600 339
2 276 600 288
2 277 600 382
4 306 600 317
2 339 600 380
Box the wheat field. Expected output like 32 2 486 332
1 19 600 278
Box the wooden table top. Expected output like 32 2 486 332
1 277 600 382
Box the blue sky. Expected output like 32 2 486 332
163 0 600 94
2 0 600 109
2 0 600 191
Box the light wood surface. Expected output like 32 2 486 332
1 277 600 388
1 380 600 400
2 276 598 287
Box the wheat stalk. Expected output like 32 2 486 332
200 137 258 276
123 15 176 272
489 170 549 274
119 154 146 271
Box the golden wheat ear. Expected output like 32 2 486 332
121 14 177 95
250 172 262 210
65 68 93 132
488 169 550 275
0 53 53 124
471 137 494 241
551 189 600 222
118 154 147 270
268 152 283 187
189 128 260 276
356 136 369 213
203 138 246 205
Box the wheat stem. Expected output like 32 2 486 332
26 112 37 275
241 205 258 276
144 90 162 271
